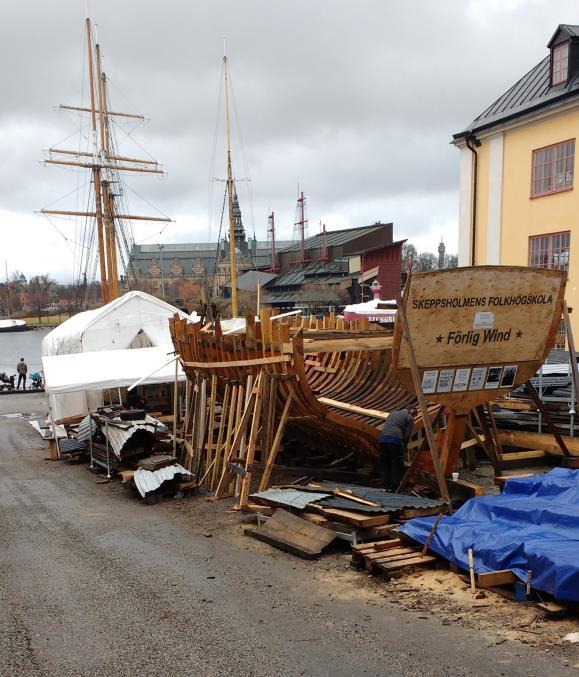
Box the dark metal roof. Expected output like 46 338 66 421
270 260 348 288
548 24 579 47
348 239 406 257
280 224 388 254
454 29 579 139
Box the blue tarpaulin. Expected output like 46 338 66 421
399 468 579 601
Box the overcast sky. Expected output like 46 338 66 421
0 0 576 282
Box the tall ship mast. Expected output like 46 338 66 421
223 53 238 317
40 18 170 305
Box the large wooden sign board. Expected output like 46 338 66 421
392 266 567 410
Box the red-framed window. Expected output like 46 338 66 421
531 139 575 197
528 231 570 271
552 43 569 85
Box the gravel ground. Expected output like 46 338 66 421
0 392 578 676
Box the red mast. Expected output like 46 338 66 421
267 211 279 273
294 191 308 266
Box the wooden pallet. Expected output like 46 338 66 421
351 538 437 575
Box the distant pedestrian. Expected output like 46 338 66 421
16 358 28 390
378 406 417 492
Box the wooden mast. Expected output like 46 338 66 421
43 18 168 306
85 18 108 305
95 39 119 300
223 54 238 318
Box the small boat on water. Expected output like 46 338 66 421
0 319 29 333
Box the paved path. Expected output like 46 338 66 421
0 393 576 676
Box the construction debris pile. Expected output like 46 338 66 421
244 480 444 557
58 407 192 500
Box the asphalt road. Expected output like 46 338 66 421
0 392 576 677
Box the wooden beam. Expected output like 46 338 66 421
524 380 570 456
184 355 291 369
496 430 579 456
59 104 144 120
317 397 388 420
501 450 547 461
49 148 158 165
40 209 170 222
395 291 451 506
44 159 163 174
477 570 518 588
290 336 393 355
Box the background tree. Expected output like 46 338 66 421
28 275 56 323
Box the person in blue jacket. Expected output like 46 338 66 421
378 407 417 492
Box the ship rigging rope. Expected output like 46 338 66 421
229 74 255 237
208 61 225 243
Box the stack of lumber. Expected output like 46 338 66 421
248 481 444 542
351 538 437 575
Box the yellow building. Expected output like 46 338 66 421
453 24 579 343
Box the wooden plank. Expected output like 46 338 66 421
477 570 518 588
376 554 436 572
372 539 402 551
258 394 292 492
307 505 390 528
317 397 389 420
501 450 547 461
496 430 579 457
244 509 335 559
183 355 291 369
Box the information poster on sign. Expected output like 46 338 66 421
392 267 566 407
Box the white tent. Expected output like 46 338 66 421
42 291 189 420
42 347 185 395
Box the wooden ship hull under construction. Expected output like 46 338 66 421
170 311 436 477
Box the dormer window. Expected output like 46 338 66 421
552 42 569 85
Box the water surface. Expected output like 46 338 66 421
0 329 50 376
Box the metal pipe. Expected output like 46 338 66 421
465 133 481 266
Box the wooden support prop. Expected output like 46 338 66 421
204 374 218 487
395 293 451 507
468 548 476 594
484 402 503 457
172 355 179 457
473 405 502 474
563 301 579 407
211 384 230 491
466 416 500 476
258 394 293 492
421 511 444 557
525 379 570 456
397 409 443 493
214 383 258 498
238 373 265 508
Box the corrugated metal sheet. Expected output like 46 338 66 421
77 415 97 444
100 415 166 458
313 482 444 513
250 488 331 509
133 463 192 498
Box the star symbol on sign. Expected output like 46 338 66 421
516 330 523 338
436 334 443 343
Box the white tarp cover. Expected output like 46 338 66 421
42 290 189 356
42 291 190 420
43 346 184 395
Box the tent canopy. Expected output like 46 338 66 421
43 346 184 395
42 291 189 357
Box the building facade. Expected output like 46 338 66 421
453 24 579 340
